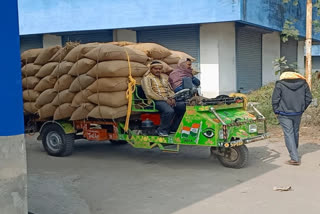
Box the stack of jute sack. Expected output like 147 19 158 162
21 42 196 121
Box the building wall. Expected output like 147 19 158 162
43 34 62 48
262 32 280 84
113 29 137 42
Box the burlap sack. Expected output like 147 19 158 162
35 88 57 108
52 90 76 106
126 43 171 59
48 43 78 62
71 89 94 107
87 61 148 78
169 64 178 69
24 102 38 114
22 76 40 89
21 48 42 64
21 64 42 77
135 77 142 85
108 41 136 46
51 61 74 77
85 44 149 64
54 103 76 120
38 103 57 119
68 58 96 76
87 78 128 92
157 60 173 73
69 75 95 93
88 105 128 119
64 43 100 62
34 75 57 92
35 62 59 78
88 91 128 107
54 74 75 91
23 90 40 102
70 103 95 120
170 50 196 61
163 53 180 64
34 46 61 65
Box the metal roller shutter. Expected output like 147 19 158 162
280 38 298 65
236 27 262 93
20 35 43 53
137 25 200 69
61 30 113 45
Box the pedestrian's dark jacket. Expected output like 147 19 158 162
272 77 312 116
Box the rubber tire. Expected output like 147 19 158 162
41 123 74 157
216 95 229 99
216 145 249 169
110 140 128 145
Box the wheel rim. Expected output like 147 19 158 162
46 131 63 152
222 148 239 162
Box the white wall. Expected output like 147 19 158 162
43 34 62 48
113 29 137 42
200 22 236 98
297 40 305 74
262 32 280 84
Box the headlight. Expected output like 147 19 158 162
249 124 257 133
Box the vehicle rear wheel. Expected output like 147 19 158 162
110 140 128 145
216 145 249 169
41 123 74 157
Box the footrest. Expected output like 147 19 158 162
158 144 180 153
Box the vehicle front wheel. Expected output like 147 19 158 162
110 140 128 145
216 145 249 169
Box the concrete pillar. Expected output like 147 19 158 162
43 34 62 48
0 1 27 214
262 32 280 84
297 40 305 74
200 22 236 98
113 29 137 42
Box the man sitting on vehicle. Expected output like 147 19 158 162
141 60 186 137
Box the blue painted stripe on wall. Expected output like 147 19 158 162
1 0 25 135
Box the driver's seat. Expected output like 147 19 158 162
132 85 158 112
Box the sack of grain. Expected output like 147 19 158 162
88 91 128 107
68 58 96 76
53 103 76 120
170 50 196 62
52 90 75 106
157 60 173 73
34 75 57 92
135 77 142 85
48 43 79 62
69 75 95 93
71 89 94 107
34 46 61 65
64 43 100 62
108 41 136 46
51 61 74 77
35 88 57 108
54 74 75 91
22 76 40 89
70 103 95 121
87 77 128 92
35 62 59 78
87 61 148 78
21 48 42 64
38 103 57 119
21 64 42 77
88 105 128 119
24 102 38 114
23 90 40 102
126 43 171 59
85 44 149 64
162 53 180 64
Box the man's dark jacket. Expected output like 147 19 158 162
272 78 312 116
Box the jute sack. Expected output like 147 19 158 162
38 103 56 119
163 53 180 64
64 43 100 62
170 50 196 62
51 61 74 77
21 64 42 77
23 90 40 102
169 64 177 69
24 102 38 114
22 76 40 89
85 44 149 64
135 77 142 85
35 88 57 108
87 78 128 93
34 75 57 92
54 74 75 91
48 43 78 62
107 41 136 46
88 91 128 107
21 48 42 64
35 62 59 78
69 75 95 93
87 61 148 78
34 46 61 65
52 90 76 106
157 60 173 73
88 105 128 119
70 103 95 121
126 43 171 59
71 89 94 107
68 58 96 76
54 103 76 120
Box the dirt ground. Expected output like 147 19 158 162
26 126 320 214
